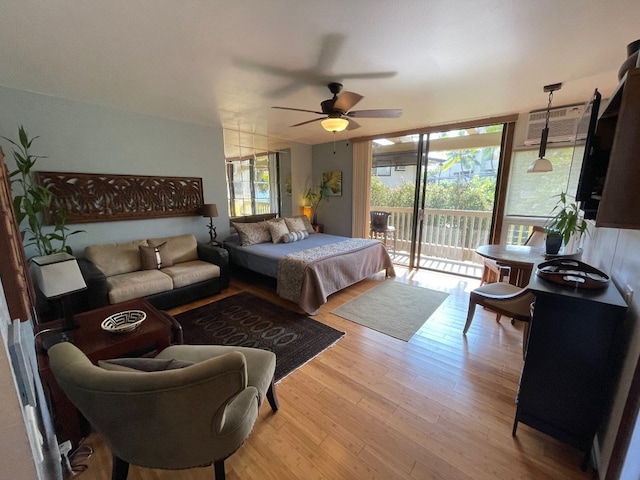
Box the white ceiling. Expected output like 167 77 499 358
1 0 639 156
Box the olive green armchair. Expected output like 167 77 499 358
47 342 278 480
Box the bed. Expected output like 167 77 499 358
224 228 395 315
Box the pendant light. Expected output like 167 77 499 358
528 83 562 173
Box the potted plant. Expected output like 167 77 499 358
2 125 84 256
544 191 588 255
303 182 325 226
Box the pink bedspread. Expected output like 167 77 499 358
277 239 395 314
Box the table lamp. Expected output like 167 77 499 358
31 253 87 349
201 203 219 245
303 205 313 222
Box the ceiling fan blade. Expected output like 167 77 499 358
346 119 361 130
334 71 397 80
290 117 324 127
333 91 363 112
272 106 324 115
347 109 402 118
316 33 345 72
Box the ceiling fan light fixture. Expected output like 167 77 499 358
321 117 349 132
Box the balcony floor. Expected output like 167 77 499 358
390 250 483 279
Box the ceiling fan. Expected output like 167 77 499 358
272 82 402 133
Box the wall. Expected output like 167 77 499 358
582 226 640 476
311 140 353 237
0 86 228 256
288 142 313 219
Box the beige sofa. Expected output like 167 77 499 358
78 234 229 311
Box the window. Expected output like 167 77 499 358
226 153 280 217
505 146 584 218
502 145 585 245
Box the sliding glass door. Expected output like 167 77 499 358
371 122 509 277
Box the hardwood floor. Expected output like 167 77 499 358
69 267 597 480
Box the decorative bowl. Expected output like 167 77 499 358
101 310 147 333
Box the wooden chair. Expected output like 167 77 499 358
369 211 397 253
463 282 536 359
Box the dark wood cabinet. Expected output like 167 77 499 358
586 67 640 228
513 273 628 467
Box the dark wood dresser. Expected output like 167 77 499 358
513 271 628 468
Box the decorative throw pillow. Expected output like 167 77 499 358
299 215 316 234
268 219 290 243
232 221 273 246
139 242 174 270
282 230 309 243
284 216 308 233
98 357 193 372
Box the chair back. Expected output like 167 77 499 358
525 226 546 248
370 211 391 232
47 342 259 470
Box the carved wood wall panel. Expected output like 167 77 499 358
36 171 204 224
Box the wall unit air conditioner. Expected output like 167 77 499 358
524 102 593 145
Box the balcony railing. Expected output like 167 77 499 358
375 206 539 266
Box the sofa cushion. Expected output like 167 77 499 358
85 239 149 277
106 270 174 304
139 242 174 270
147 234 198 264
160 260 220 289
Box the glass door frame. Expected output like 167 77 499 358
370 115 517 272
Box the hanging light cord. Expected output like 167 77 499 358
538 90 554 159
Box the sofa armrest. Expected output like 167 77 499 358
77 257 110 309
197 243 230 289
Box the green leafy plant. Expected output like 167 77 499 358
2 126 84 256
545 191 588 246
303 182 326 224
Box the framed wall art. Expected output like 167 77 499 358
322 170 342 197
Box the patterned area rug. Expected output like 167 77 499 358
332 280 449 341
174 292 345 382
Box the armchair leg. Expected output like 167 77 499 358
463 298 477 334
266 379 279 411
111 455 129 480
214 459 226 480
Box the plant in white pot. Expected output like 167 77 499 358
544 192 588 255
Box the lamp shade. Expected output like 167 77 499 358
527 157 553 173
321 117 349 132
303 205 313 221
201 204 218 217
31 253 87 299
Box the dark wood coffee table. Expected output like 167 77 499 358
36 298 183 447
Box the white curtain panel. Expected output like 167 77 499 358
351 140 372 238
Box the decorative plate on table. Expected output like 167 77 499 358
101 310 147 333
536 259 610 289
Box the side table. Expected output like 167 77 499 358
36 298 183 447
